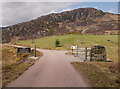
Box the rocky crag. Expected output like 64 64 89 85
2 8 119 43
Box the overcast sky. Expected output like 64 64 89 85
1 1 119 27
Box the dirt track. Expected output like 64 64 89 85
7 45 91 87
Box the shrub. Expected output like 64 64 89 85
55 39 60 47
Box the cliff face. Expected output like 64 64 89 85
2 8 119 43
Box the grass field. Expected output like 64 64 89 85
16 34 118 61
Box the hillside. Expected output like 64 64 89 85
2 8 119 43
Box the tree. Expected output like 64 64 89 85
55 39 60 47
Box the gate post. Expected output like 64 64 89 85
76 45 78 57
34 45 36 57
71 48 73 55
85 47 87 62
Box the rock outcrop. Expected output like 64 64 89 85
2 8 119 43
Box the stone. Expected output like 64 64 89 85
90 45 106 61
28 56 39 60
106 59 112 62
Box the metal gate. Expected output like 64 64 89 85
71 45 91 62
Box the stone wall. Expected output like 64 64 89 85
90 45 107 61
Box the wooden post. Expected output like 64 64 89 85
76 45 78 57
72 48 73 55
34 45 36 57
85 47 87 62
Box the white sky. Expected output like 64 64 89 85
1 0 119 2
1 2 74 27
0 0 119 27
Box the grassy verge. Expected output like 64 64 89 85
72 62 119 87
2 45 43 87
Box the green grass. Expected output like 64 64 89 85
16 34 118 61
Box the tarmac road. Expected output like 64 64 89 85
6 45 91 87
